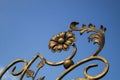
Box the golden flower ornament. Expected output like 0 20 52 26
48 31 76 52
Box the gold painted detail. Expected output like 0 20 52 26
0 22 109 80
48 31 76 52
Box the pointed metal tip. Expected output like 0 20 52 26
82 24 86 27
104 27 107 31
100 25 104 29
71 21 79 24
88 23 93 27
80 33 83 35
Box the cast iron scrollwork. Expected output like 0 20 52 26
0 22 109 80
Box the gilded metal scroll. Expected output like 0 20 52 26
0 22 109 80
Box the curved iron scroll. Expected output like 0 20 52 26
0 22 109 80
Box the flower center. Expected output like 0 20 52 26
58 38 64 43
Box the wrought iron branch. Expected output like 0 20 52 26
0 22 109 80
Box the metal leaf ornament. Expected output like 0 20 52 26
37 60 45 69
26 69 34 78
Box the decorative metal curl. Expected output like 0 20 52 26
0 22 109 80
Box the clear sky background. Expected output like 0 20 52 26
0 0 119 80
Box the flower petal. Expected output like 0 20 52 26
59 32 66 37
65 40 72 45
56 44 63 52
58 38 64 43
52 46 58 52
49 41 57 48
51 35 59 41
63 44 69 51
68 37 76 42
66 32 74 38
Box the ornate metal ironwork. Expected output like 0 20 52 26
0 22 109 80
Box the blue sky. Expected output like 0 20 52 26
0 0 120 80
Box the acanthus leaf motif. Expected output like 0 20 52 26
88 33 101 45
37 59 45 69
26 69 34 78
